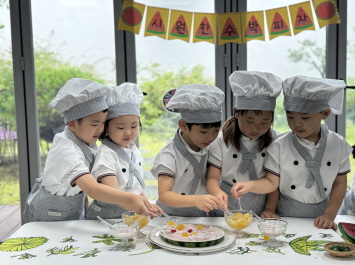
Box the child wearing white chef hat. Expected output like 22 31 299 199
85 82 162 220
150 84 225 217
338 145 355 216
233 75 352 229
26 78 154 222
206 71 282 217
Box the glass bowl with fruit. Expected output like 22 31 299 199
224 210 253 238
122 211 151 239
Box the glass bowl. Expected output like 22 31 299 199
224 210 253 238
109 221 139 251
257 218 287 247
122 211 151 239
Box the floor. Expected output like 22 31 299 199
0 205 21 243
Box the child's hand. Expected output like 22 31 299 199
231 182 253 198
211 190 228 209
128 194 154 215
194 194 222 212
260 210 280 219
314 214 337 230
150 204 164 216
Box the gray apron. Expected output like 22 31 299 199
277 193 328 218
24 127 93 222
219 180 266 216
277 126 328 217
155 131 208 217
338 190 355 216
86 138 145 220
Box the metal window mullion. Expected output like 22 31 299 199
10 0 40 224
325 0 347 136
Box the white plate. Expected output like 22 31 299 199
148 225 236 254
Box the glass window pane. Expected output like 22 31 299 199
346 0 355 187
31 0 116 170
247 1 326 133
135 0 215 201
0 0 20 240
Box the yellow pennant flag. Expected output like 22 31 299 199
193 12 217 44
289 1 315 35
217 13 242 45
266 7 292 40
241 11 265 43
117 0 146 34
312 0 341 28
144 6 169 39
168 10 193 43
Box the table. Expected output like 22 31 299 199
1 216 354 265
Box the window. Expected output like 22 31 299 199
247 0 326 133
135 0 215 201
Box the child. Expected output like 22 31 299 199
150 84 225 217
206 71 282 216
338 145 355 216
26 78 154 222
233 76 352 229
86 82 162 219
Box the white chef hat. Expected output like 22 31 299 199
283 75 345 114
106 82 143 120
50 78 111 123
166 84 224 123
229 71 283 111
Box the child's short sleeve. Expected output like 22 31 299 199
337 137 352 175
150 141 177 179
208 132 224 169
91 145 117 180
264 140 281 177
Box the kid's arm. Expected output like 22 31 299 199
206 165 228 208
261 188 281 219
158 174 222 212
314 174 347 229
232 172 280 198
100 175 119 189
75 174 153 214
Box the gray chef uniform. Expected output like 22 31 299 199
209 71 282 216
25 78 110 222
150 84 225 217
86 82 145 220
264 76 352 217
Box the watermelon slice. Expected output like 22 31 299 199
170 15 189 38
315 1 336 20
195 17 214 40
338 222 355 244
221 17 239 40
121 7 142 26
270 12 290 35
245 15 263 38
146 11 165 34
295 7 313 30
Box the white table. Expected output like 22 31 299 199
1 216 354 265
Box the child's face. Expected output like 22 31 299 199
286 110 330 142
69 111 107 144
180 121 220 152
107 115 139 147
235 110 273 140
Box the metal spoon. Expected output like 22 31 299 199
97 216 117 229
219 206 233 217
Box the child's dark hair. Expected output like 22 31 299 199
222 110 274 151
186 121 222 130
99 117 142 140
77 109 108 124
352 145 355 159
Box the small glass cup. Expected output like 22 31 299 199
224 210 253 238
257 218 287 247
109 221 138 251
122 211 151 239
